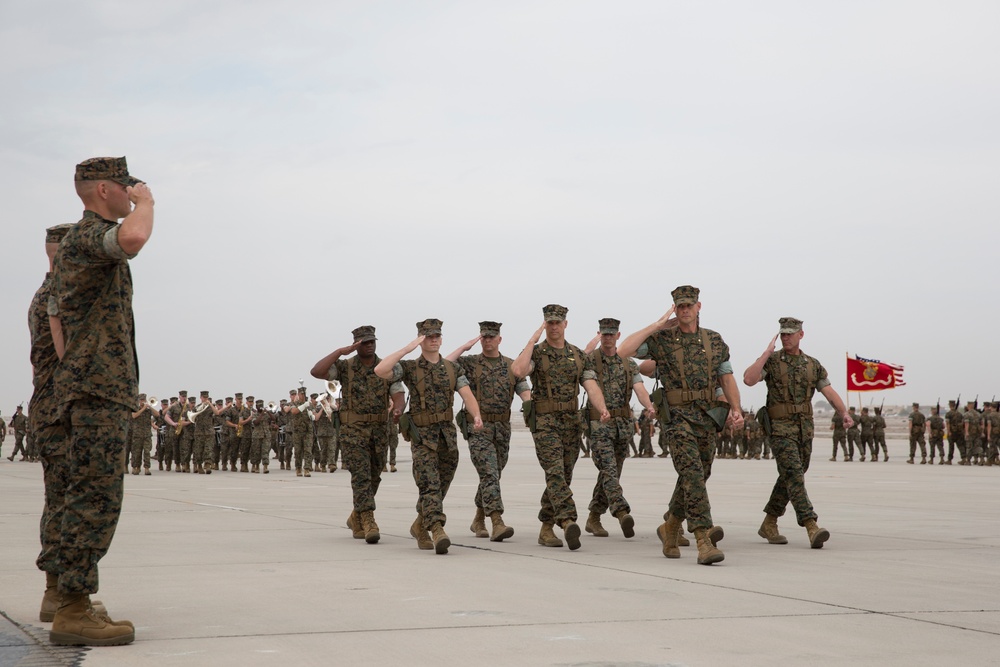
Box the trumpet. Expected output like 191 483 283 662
266 401 279 414
147 396 159 408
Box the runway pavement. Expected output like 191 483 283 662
1 433 997 667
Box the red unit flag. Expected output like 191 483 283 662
847 355 905 392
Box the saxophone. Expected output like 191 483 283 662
174 410 187 436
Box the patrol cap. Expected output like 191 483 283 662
289 390 297 396
297 387 306 395
861 407 869 413
478 321 502 337
543 304 568 322
948 400 956 406
912 402 920 408
352 325 377 343
74 156 141 187
310 393 318 399
178 390 188 397
187 396 196 403
161 399 169 405
225 397 233 402
256 399 264 406
671 285 699 306
246 395 255 402
417 318 443 336
200 391 210 398
598 318 621 335
45 224 74 244
778 317 804 334
235 392 243 399
138 393 146 400
215 399 223 406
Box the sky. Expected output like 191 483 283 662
1 1 998 416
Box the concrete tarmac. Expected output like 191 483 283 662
1 433 997 666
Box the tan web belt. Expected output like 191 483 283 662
767 402 813 420
665 389 714 406
481 411 511 423
340 411 386 425
410 409 454 427
589 406 632 420
534 399 577 415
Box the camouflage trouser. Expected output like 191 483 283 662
412 422 459 529
847 430 859 458
281 430 294 466
251 435 269 466
658 428 669 456
239 432 253 466
316 434 334 468
748 437 762 459
639 429 652 456
908 431 927 459
531 412 581 526
57 398 128 595
831 433 846 459
764 434 817 526
179 428 195 467
762 436 771 458
36 419 69 575
129 430 152 469
860 433 874 458
26 432 38 459
929 434 945 459
293 429 312 470
193 432 214 468
385 430 398 466
987 435 1000 464
587 417 630 517
12 431 26 458
874 433 887 456
342 422 389 513
664 420 716 532
163 429 179 466
947 434 965 461
467 421 511 515
967 435 983 459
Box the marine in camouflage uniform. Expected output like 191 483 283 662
907 403 927 464
128 395 153 474
446 321 531 542
211 399 226 470
963 402 983 466
313 325 405 545
250 400 271 473
385 418 398 472
858 408 875 463
313 395 336 473
746 414 763 459
29 225 78 625
376 319 483 555
873 406 888 461
9 407 28 460
984 402 1000 466
225 394 252 472
579 318 655 540
944 400 965 464
927 405 946 464
744 317 851 551
46 156 152 644
511 305 609 552
830 413 848 461
638 411 654 457
163 393 186 471
178 396 198 471
153 399 168 469
619 287 742 565
284 388 314 475
190 391 216 474
845 407 860 461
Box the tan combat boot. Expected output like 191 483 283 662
346 511 365 539
656 513 682 558
49 594 134 646
561 519 582 550
615 511 635 538
221 462 228 471
261 463 268 474
585 511 609 537
304 468 311 477
182 464 190 473
295 468 302 477
694 528 725 565
489 511 514 542
804 519 829 549
537 522 563 548
361 510 380 544
166 461 172 471
757 514 788 544
470 507 489 538
410 516 433 550
676 527 690 546
240 463 249 473
143 467 150 475
430 523 450 554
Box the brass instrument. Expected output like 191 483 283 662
147 396 160 410
266 401 279 414
187 402 213 423
326 380 341 399
236 402 249 437
174 413 187 436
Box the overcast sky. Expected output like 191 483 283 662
2 1 997 416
